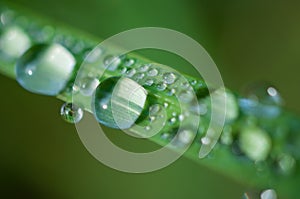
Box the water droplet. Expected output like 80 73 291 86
178 90 194 103
145 126 151 131
0 10 15 25
92 77 147 129
149 104 161 116
126 68 136 77
169 117 177 124
260 189 277 199
60 103 83 124
277 153 295 174
78 77 100 96
163 72 176 84
163 102 169 108
156 82 167 91
139 64 150 72
85 47 103 63
191 80 197 85
201 136 211 145
178 114 184 121
239 126 271 161
103 55 121 71
124 58 135 66
220 125 233 145
120 67 127 74
167 88 176 96
177 129 194 145
16 44 76 96
133 73 145 80
0 26 31 58
144 79 154 86
147 68 158 76
245 82 283 106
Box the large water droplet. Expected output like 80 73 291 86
16 43 76 96
0 26 31 58
92 77 148 129
156 82 167 91
60 103 83 124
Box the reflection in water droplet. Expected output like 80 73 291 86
60 103 83 124
156 82 167 91
163 72 176 84
169 117 177 124
260 189 277 199
147 68 158 76
92 77 147 129
78 77 100 96
201 136 211 145
16 43 76 96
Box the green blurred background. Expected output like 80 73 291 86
1 0 300 198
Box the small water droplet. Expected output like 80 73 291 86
103 55 121 71
277 153 296 175
149 104 161 116
178 114 184 121
243 82 283 108
85 47 103 63
167 88 176 96
191 80 197 85
120 67 127 74
0 10 15 25
133 73 145 80
124 58 135 66
60 103 83 124
145 126 151 131
163 102 169 108
169 117 177 124
201 136 211 145
126 68 136 77
163 72 176 84
260 189 277 199
156 82 167 91
177 129 194 145
78 77 100 96
144 78 154 86
16 44 76 96
139 64 150 72
147 68 158 76
178 90 194 103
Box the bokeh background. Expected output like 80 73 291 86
1 0 300 198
